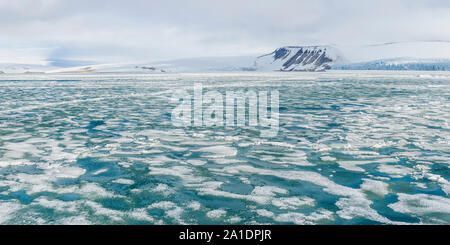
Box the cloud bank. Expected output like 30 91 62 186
1 0 450 65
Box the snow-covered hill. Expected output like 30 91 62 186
2 41 450 74
0 63 54 74
254 46 344 72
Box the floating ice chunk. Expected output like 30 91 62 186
195 145 237 158
187 159 207 166
336 197 395 224
0 160 33 168
197 184 289 205
33 197 79 213
51 166 86 179
239 177 251 184
150 183 175 196
76 182 118 198
2 141 43 159
388 193 450 223
278 150 314 166
118 162 132 168
376 164 413 178
187 201 201 211
148 201 185 224
148 201 177 210
360 179 390 196
251 186 288 197
207 209 227 219
112 178 135 185
149 166 205 184
84 200 124 222
338 158 397 172
127 208 155 223
92 168 108 175
336 160 370 172
213 158 245 165
256 209 274 218
0 201 23 224
412 166 450 195
57 216 91 225
226 216 242 223
320 156 337 161
272 197 315 210
274 209 334 225
216 164 398 224
166 207 185 224
143 155 178 166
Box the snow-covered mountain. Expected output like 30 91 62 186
2 41 450 74
254 46 344 72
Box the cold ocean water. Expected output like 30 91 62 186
0 71 449 224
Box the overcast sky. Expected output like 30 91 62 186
1 0 450 65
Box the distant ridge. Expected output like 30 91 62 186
254 46 343 72
2 41 450 73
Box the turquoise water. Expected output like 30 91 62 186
0 71 449 224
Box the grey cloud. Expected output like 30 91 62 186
1 0 449 64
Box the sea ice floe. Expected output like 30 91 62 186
126 208 155 223
33 197 80 213
277 150 314 166
376 164 414 178
186 159 207 166
112 178 135 185
335 197 398 224
360 179 390 196
0 200 23 224
194 145 237 158
206 209 227 219
143 155 179 166
51 166 86 179
148 201 177 210
271 197 315 210
92 168 108 175
255 209 275 218
388 193 450 223
197 184 292 205
336 160 371 172
215 165 397 224
149 183 175 196
118 161 132 168
1 72 449 224
213 158 245 165
0 160 34 168
320 156 337 161
30 197 133 223
337 158 398 172
226 216 242 223
148 201 185 224
57 216 92 225
274 209 334 225
187 201 201 211
148 165 205 184
2 141 43 159
84 200 124 222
